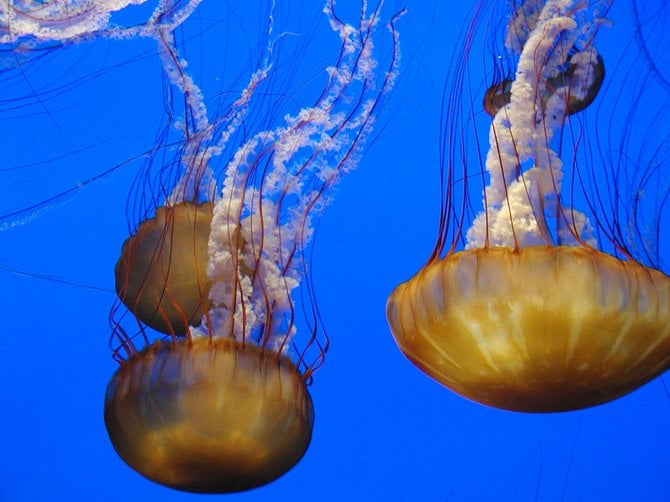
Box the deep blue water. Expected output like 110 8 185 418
1 1 669 500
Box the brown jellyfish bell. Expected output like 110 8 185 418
108 199 311 493
114 202 214 336
104 336 314 493
387 0 670 413
484 52 605 118
109 201 310 493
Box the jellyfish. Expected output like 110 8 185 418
386 0 670 412
0 1 142 46
104 0 403 493
0 1 204 229
0 1 177 79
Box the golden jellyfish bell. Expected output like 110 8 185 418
104 338 313 493
111 202 312 493
114 202 214 336
108 198 315 491
387 246 670 412
387 0 670 412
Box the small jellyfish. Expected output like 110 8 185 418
483 52 605 117
387 0 670 412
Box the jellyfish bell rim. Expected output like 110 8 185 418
386 245 670 413
104 337 314 493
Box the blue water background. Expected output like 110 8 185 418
1 1 669 500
